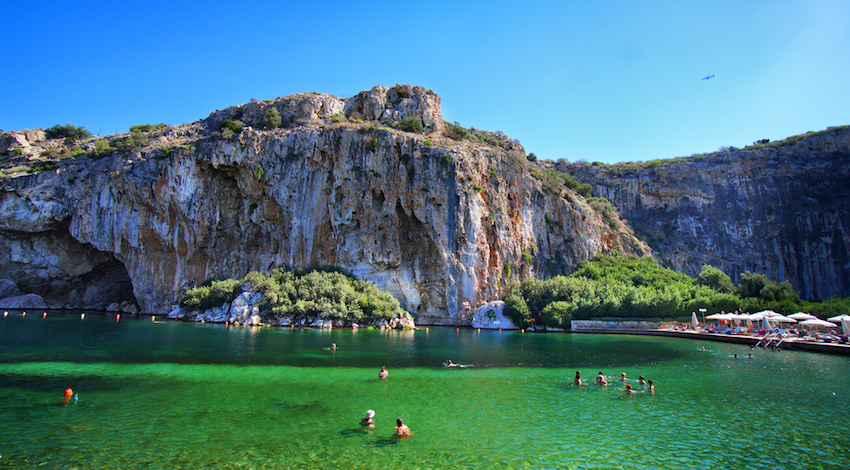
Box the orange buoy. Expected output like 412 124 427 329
81 313 85 320
3 311 8 317
42 312 47 318
63 388 73 398
22 312 26 316
116 314 120 321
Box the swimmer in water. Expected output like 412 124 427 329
444 359 474 368
394 418 412 437
595 371 608 386
620 372 627 382
323 343 338 350
700 346 706 351
647 379 655 394
361 409 375 429
379 365 388 379
638 375 647 387
618 383 643 395
574 371 585 385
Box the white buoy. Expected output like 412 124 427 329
81 313 85 320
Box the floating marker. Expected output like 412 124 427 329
22 312 26 316
3 311 7 317
116 314 120 321
152 316 155 321
42 312 47 318
81 313 85 320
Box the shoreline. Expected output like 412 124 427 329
574 328 850 356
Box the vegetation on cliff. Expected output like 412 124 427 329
179 266 402 325
502 253 848 329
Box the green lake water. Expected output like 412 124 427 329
1 311 849 469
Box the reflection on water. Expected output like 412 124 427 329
0 312 849 469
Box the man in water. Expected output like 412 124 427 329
379 365 388 379
394 418 412 437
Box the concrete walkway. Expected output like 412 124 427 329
573 328 850 356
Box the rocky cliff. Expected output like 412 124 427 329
548 127 850 300
0 85 647 323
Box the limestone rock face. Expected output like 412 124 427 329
471 300 516 329
551 127 850 300
0 85 644 323
0 293 47 309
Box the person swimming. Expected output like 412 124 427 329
618 383 643 395
595 371 608 386
394 418 412 437
574 371 585 385
620 372 627 382
647 379 655 394
361 409 375 429
444 360 474 368
638 375 647 387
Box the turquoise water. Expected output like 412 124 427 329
1 312 849 469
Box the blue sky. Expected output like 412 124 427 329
3 1 848 164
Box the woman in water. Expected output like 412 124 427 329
361 410 375 429
618 384 643 395
595 371 608 386
574 371 585 385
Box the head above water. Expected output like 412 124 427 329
397 418 404 426
366 409 375 419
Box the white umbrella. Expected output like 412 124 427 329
754 310 779 318
706 313 732 320
842 319 850 336
768 314 797 324
691 312 700 329
761 316 772 332
827 314 850 323
800 318 838 329
789 312 817 321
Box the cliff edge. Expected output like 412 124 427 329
0 85 647 323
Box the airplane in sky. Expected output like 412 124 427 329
702 74 715 80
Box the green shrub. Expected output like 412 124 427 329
30 162 57 173
367 135 380 151
179 278 242 311
91 139 116 158
179 266 401 324
264 108 282 129
527 152 538 162
400 117 424 133
444 121 468 140
45 124 91 142
112 131 149 153
220 119 246 135
129 123 167 133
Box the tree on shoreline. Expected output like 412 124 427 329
502 253 844 329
